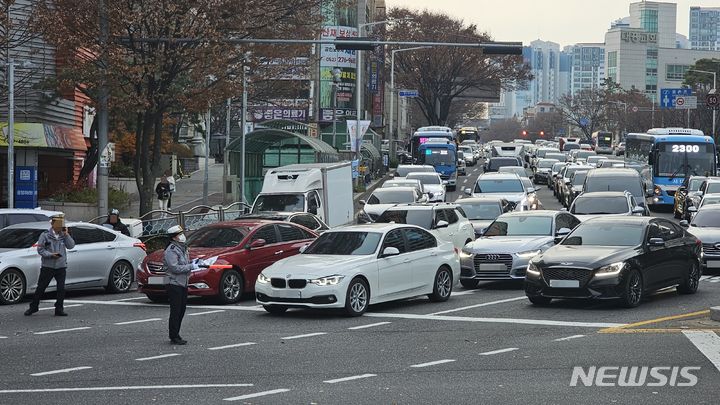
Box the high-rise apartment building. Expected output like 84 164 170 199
689 7 720 51
567 44 605 94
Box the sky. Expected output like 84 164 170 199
385 0 720 47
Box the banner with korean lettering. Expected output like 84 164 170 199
347 120 371 152
249 106 309 122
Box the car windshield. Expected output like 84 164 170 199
656 143 714 178
571 172 588 186
397 166 432 177
474 179 524 193
587 156 606 163
499 167 524 176
706 183 720 194
484 216 552 236
576 151 595 159
407 173 441 185
584 176 643 197
571 197 629 215
552 163 567 172
700 197 720 207
0 229 44 249
458 201 502 220
538 160 557 169
562 222 643 246
304 231 381 255
692 210 720 227
563 143 580 151
377 210 433 229
689 179 706 191
367 189 414 204
419 149 456 166
252 194 304 213
187 227 249 248
384 181 420 190
489 158 520 169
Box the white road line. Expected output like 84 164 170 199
0 384 254 394
135 353 181 362
365 312 624 328
554 334 586 342
450 289 478 296
428 296 527 315
114 296 149 302
683 331 720 373
34 327 91 335
700 275 711 280
410 359 456 368
59 299 265 312
348 322 392 330
31 366 92 377
188 310 226 316
711 279 720 283
480 348 519 356
114 318 162 325
281 332 327 340
223 389 291 401
323 374 377 384
0 336 7 339
39 304 83 311
208 342 256 351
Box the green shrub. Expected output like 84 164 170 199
110 163 135 178
48 184 131 210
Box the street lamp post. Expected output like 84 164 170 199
331 67 342 150
389 46 430 143
203 106 211 206
240 65 248 204
688 69 717 141
7 59 15 208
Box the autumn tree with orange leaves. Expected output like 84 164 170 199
33 0 320 215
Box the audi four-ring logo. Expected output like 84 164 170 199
485 254 500 260
714 243 720 250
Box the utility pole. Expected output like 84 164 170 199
240 66 248 204
223 97 231 203
97 0 109 216
203 107 210 205
7 60 14 208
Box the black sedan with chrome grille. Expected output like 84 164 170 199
524 217 702 308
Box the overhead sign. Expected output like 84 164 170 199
660 88 692 109
675 96 697 109
398 89 419 98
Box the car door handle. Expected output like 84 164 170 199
402 259 411 263
106 246 115 249
430 252 437 256
274 250 285 255
67 250 77 253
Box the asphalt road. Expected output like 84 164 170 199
1 162 719 404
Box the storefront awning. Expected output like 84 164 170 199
0 123 87 151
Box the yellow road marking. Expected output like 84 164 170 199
599 310 711 334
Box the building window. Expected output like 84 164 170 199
607 51 617 68
640 9 659 33
666 64 691 81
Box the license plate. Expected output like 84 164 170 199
478 264 507 272
148 276 164 285
272 289 302 299
707 261 720 269
549 279 580 288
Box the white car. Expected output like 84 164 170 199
406 172 447 203
382 178 424 197
255 224 460 316
464 173 537 211
0 222 147 305
394 165 436 179
374 203 475 251
0 209 64 230
585 155 609 168
358 187 425 223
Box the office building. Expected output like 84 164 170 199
689 7 720 51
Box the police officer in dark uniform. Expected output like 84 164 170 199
163 225 206 345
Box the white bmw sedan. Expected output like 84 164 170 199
255 223 460 316
0 222 147 305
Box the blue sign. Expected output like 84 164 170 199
15 166 38 208
660 88 692 109
579 118 589 127
351 159 359 179
398 89 419 98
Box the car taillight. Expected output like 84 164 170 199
133 242 146 252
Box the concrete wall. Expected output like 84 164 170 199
38 201 98 222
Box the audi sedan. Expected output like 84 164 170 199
255 224 459 316
525 217 701 308
0 222 146 305
137 220 317 304
459 211 581 288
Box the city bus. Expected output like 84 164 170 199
625 128 716 207
457 127 479 143
417 139 458 191
591 130 614 154
410 126 455 160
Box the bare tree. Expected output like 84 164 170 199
557 88 608 140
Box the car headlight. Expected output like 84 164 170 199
460 248 473 259
594 261 625 278
517 249 541 258
309 275 345 286
257 273 270 284
435 190 444 196
526 261 541 276
654 186 662 196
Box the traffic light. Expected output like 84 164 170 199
539 131 545 137
522 130 528 136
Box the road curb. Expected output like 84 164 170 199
711 306 720 322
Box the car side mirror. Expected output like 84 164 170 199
527 187 536 193
632 206 645 214
688 206 697 213
556 228 572 237
359 200 366 205
248 239 266 249
679 220 689 228
428 192 434 199
299 244 309 253
442 180 449 185
534 186 543 191
308 206 318 215
464 188 472 196
435 220 449 229
560 207 568 211
648 238 665 247
381 247 401 257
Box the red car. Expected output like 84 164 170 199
137 220 317 303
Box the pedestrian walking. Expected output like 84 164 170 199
156 175 171 212
103 208 131 236
163 225 207 345
24 214 75 317
166 171 176 210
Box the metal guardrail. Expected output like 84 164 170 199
89 202 251 236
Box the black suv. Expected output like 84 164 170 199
582 168 651 215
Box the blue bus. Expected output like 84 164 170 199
410 126 455 160
417 139 458 191
625 128 717 206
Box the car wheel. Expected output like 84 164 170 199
145 293 167 303
460 279 479 289
527 295 552 305
428 266 453 302
344 277 369 317
619 269 643 308
106 261 133 293
677 261 700 295
0 268 25 305
217 270 244 304
263 305 288 315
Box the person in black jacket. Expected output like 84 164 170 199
103 208 131 236
156 176 171 211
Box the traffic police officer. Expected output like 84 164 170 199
164 225 206 345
